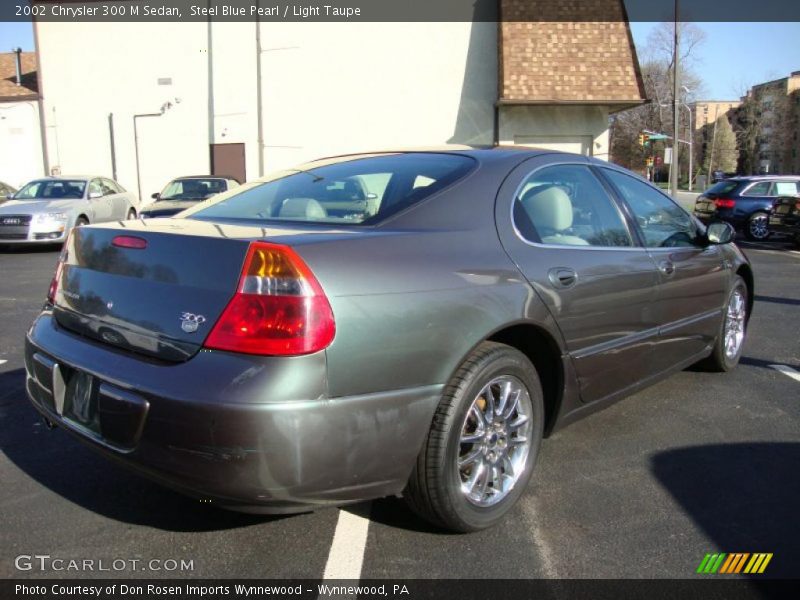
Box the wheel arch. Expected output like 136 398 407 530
736 263 755 324
486 322 565 437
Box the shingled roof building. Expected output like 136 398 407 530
0 51 45 188
34 1 646 202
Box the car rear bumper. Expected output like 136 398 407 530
25 311 441 512
693 209 746 228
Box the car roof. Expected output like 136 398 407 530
29 176 95 182
727 175 800 181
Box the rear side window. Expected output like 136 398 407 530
191 154 475 225
513 164 633 247
742 181 773 196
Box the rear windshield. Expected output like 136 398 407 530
15 180 86 200
704 181 740 195
190 153 475 225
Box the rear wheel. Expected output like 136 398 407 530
404 342 544 532
698 275 748 372
746 212 770 241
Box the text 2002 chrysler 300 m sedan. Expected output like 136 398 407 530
25 148 752 532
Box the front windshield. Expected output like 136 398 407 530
160 178 227 201
15 180 86 200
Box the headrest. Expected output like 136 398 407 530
520 185 573 232
279 197 327 219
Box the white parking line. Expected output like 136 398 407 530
770 364 800 383
0 359 7 366
322 506 371 580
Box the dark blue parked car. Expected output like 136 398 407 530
694 176 800 240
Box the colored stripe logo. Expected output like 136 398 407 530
697 553 773 574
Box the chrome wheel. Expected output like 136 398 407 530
748 214 769 240
458 375 533 507
724 288 746 359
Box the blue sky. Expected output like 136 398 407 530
3 20 799 100
630 21 800 99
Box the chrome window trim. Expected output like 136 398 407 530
508 161 642 252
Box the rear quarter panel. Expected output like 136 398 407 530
291 157 568 398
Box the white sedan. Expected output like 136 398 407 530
0 176 138 245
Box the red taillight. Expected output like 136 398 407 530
204 242 335 356
112 235 147 249
714 198 736 209
47 233 71 305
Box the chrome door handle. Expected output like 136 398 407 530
658 260 675 276
548 267 578 289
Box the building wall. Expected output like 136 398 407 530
499 105 611 158
0 100 44 188
35 21 497 204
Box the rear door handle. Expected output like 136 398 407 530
548 267 578 289
658 260 675 276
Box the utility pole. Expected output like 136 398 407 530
670 0 680 198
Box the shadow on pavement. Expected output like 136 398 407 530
651 442 800 578
739 356 800 371
0 368 280 532
754 295 800 307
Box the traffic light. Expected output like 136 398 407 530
638 133 651 147
638 133 645 146
646 157 654 167
655 156 663 166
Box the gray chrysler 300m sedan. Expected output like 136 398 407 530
25 148 752 532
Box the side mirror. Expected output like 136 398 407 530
4 194 13 200
151 193 160 200
88 191 102 199
706 221 735 245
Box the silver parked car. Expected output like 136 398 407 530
0 176 137 245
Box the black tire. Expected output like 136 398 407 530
698 275 748 372
127 208 137 220
746 212 770 241
404 342 545 532
75 216 89 227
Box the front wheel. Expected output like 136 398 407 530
404 342 544 532
746 212 770 241
699 275 748 372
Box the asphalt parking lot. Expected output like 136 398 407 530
1 240 798 580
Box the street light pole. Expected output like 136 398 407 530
670 0 680 198
685 104 693 191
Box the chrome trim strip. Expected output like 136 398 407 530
571 309 722 360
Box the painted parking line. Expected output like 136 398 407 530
322 506 371 580
0 359 7 366
769 364 800 383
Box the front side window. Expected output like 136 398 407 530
602 169 698 248
88 180 103 198
190 153 475 225
513 164 633 247
774 181 800 196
